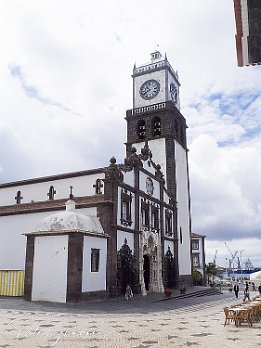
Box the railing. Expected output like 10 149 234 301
0 270 24 296
128 102 166 116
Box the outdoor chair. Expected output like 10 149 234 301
235 308 253 327
251 305 261 322
223 307 236 326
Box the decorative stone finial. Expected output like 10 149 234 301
110 157 116 165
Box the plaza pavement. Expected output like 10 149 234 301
0 288 260 348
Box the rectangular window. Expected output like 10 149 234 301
192 240 199 250
151 205 159 231
121 190 132 226
192 254 200 267
122 201 128 221
91 249 100 272
179 227 183 244
141 200 150 228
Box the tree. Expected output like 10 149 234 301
206 262 219 285
192 268 203 285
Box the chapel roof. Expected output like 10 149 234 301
33 200 105 234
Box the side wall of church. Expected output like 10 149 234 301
0 173 105 205
175 141 192 276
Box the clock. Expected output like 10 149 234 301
140 79 160 100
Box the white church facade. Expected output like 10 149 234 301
0 52 193 303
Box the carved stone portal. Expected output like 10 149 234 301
140 233 164 295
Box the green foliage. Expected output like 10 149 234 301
192 268 203 285
206 262 219 277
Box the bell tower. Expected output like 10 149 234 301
126 51 188 199
125 51 192 282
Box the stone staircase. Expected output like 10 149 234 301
155 286 222 303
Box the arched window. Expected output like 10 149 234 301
137 120 146 139
152 116 161 136
47 185 56 200
15 191 23 204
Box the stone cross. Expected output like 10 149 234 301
15 191 23 204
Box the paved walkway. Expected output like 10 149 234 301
0 289 260 348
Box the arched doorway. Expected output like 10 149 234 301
164 246 175 288
143 255 150 291
117 239 135 295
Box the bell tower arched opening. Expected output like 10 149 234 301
137 120 146 139
152 116 161 137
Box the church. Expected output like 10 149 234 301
0 51 193 303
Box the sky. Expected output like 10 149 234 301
0 0 260 268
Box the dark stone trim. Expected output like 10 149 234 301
0 196 112 217
24 236 35 301
66 233 83 303
126 101 186 123
137 190 168 207
25 230 110 238
201 236 207 286
164 236 176 242
178 274 193 289
116 226 138 233
165 137 176 199
81 290 107 301
0 168 106 188
103 175 119 298
134 166 140 289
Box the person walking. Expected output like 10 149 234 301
243 286 251 301
233 283 239 298
258 284 261 295
125 285 133 300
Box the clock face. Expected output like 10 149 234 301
140 80 160 100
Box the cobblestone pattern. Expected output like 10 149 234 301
0 293 260 348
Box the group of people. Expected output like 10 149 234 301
233 281 261 301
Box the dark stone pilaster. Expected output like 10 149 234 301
24 235 35 301
165 137 176 200
103 162 120 297
133 166 141 293
66 233 83 303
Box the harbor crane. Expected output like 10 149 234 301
224 242 238 277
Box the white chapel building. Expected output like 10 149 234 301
0 52 193 303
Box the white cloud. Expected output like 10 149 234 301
190 135 261 240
